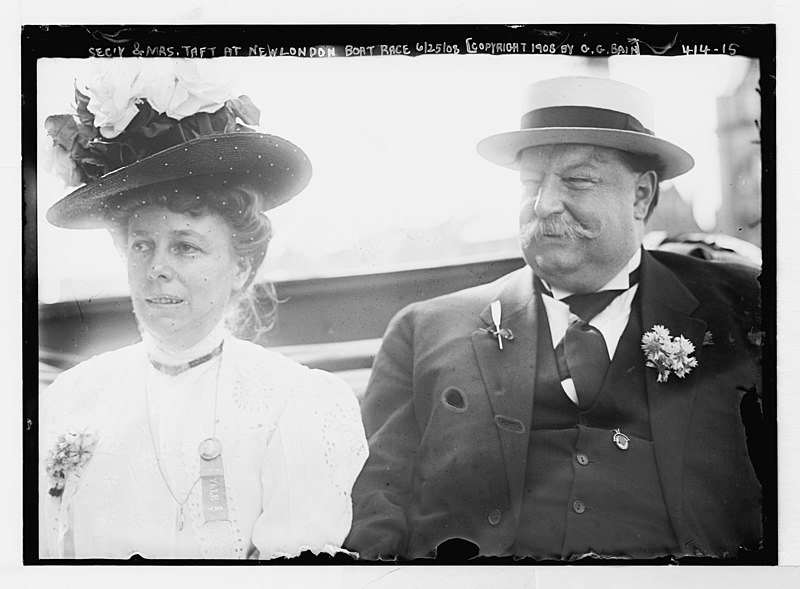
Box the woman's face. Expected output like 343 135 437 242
126 205 249 351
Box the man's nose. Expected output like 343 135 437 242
147 250 175 281
533 180 565 218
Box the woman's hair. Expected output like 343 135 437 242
107 181 279 340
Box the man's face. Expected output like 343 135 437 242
518 144 654 293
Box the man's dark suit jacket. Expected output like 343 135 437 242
346 250 765 560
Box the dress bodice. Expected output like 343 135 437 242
39 337 368 559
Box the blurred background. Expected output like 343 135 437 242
36 54 764 390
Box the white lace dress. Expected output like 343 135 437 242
39 325 368 559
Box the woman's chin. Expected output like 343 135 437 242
142 323 179 343
139 316 224 353
138 317 186 346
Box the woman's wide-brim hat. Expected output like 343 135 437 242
476 76 694 180
47 132 311 229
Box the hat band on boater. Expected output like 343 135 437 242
520 106 654 135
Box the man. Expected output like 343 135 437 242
345 76 764 561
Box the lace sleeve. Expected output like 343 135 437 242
37 346 142 558
38 358 107 558
39 369 75 558
251 369 368 559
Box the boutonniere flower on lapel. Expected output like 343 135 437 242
45 430 98 497
641 325 698 383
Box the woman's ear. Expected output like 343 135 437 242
232 257 252 292
633 170 658 220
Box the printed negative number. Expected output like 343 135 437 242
682 43 739 55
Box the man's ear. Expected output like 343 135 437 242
633 171 658 220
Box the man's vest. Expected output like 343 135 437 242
511 294 679 559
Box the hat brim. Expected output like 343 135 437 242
476 128 694 181
46 133 312 229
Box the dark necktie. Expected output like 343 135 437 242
561 291 624 409
536 276 635 410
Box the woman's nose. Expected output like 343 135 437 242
533 181 565 218
147 252 175 281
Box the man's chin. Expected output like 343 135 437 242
526 249 581 274
525 252 590 288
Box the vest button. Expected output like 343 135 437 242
572 500 586 514
576 452 589 465
487 509 502 525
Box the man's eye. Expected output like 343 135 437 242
563 177 595 188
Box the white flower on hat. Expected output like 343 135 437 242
165 60 236 120
82 59 142 139
79 59 238 139
129 60 175 116
45 58 268 196
133 60 235 121
43 142 83 187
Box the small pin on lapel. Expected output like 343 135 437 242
490 301 503 349
481 300 514 348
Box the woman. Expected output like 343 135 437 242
38 60 368 559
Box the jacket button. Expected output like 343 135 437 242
572 500 586 514
487 509 502 525
576 453 589 465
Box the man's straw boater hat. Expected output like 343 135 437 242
476 76 694 180
45 62 311 229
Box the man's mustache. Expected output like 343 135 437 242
521 215 600 243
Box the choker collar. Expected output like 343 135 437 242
148 341 224 376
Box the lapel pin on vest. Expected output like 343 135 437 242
612 428 630 451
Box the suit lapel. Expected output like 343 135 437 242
639 251 708 547
471 266 539 522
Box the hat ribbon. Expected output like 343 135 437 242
520 106 653 135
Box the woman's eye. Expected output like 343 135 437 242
129 241 151 253
175 242 200 255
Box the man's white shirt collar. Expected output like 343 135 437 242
538 249 642 405
541 248 642 301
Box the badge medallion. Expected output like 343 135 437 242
612 428 630 451
198 437 223 461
